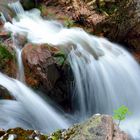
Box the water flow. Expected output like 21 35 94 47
8 1 24 15
12 34 25 82
0 12 6 22
0 72 69 132
2 1 140 139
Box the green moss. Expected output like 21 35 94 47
0 44 13 60
0 43 15 70
64 19 75 28
54 51 67 66
48 130 62 140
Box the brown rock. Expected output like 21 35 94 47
96 0 140 51
22 43 73 109
22 43 60 90
124 24 140 51
113 124 130 140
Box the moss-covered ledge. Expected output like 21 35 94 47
0 43 17 78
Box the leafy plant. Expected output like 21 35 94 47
113 105 131 126
54 51 67 66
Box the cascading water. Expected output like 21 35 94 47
8 1 24 15
0 1 70 133
0 72 69 133
0 0 140 139
11 33 25 81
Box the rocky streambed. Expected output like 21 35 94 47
0 115 130 140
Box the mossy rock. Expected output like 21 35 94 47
0 43 17 78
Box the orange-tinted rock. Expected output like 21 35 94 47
22 43 60 90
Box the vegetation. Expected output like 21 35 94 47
113 105 131 126
0 44 13 61
64 19 75 28
54 51 67 66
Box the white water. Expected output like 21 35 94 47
0 73 69 133
12 34 25 82
0 12 6 22
0 1 140 139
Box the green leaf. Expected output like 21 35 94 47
113 105 132 126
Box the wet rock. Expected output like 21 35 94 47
62 114 131 140
124 24 140 51
0 0 15 22
0 129 5 137
132 52 140 64
22 43 73 109
0 43 17 78
0 85 13 99
20 0 36 10
0 128 46 140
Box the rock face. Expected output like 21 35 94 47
22 43 73 109
0 115 131 140
0 85 13 99
62 115 131 140
43 0 140 54
96 0 140 51
0 43 17 78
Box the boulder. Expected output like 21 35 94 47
62 114 131 140
22 43 73 109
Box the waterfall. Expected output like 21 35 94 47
12 34 25 82
1 1 140 139
0 73 69 133
0 1 70 133
0 12 6 22
8 1 24 15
